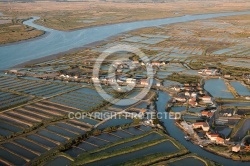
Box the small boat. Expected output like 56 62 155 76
184 136 190 141
17 74 24 77
199 144 204 148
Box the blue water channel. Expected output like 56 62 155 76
0 11 250 70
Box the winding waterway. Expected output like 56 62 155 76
1 10 250 165
0 11 250 70
156 91 250 166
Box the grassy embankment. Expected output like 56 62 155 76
154 153 221 166
206 144 250 161
230 115 250 139
73 129 187 165
167 73 201 84
0 18 44 44
1 1 250 31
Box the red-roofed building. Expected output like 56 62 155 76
152 62 162 66
201 111 214 118
206 132 225 144
206 132 219 141
140 79 149 86
216 137 225 144
189 98 198 107
192 122 210 131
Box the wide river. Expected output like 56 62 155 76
0 11 250 70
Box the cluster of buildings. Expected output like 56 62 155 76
215 109 241 125
171 83 214 107
192 122 225 144
60 74 79 79
198 68 220 76
92 75 151 86
132 60 166 67
90 60 156 86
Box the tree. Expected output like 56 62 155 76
103 127 112 133
133 118 140 125
92 129 101 136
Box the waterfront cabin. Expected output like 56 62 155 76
206 132 219 141
206 132 224 144
232 144 241 152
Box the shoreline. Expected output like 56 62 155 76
0 31 49 47
5 10 250 70
31 9 249 32
0 16 49 47
12 33 122 69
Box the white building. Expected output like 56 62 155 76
200 96 212 103
126 78 136 84
191 92 197 98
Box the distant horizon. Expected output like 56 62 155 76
0 0 250 2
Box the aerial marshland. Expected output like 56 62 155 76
0 0 250 166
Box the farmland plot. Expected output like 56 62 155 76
0 76 80 97
49 88 108 111
0 91 32 111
